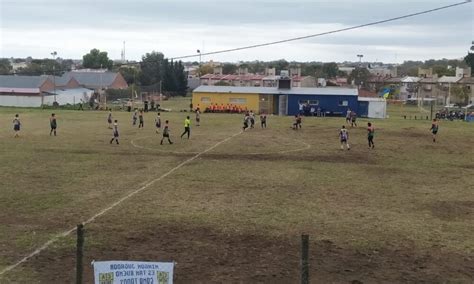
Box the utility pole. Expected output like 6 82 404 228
51 51 57 103
197 49 202 77
357 54 364 89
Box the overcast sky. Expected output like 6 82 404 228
0 0 472 63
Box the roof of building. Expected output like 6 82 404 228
438 76 462 83
201 74 312 82
0 75 48 88
419 77 438 83
401 76 422 83
384 77 402 83
459 77 474 84
358 97 386 102
61 71 119 87
194 85 358 96
44 87 94 96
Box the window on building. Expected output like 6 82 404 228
298 99 319 105
229 98 247 104
339 100 349 106
201 97 211 103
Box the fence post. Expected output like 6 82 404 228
76 224 84 284
301 234 309 284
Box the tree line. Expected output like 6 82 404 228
0 49 188 97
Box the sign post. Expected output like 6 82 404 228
93 261 174 284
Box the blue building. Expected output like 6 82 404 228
284 87 358 116
193 79 386 118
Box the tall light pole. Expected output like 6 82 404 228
357 54 363 67
356 54 364 89
51 51 58 103
197 49 202 77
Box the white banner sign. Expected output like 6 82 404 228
93 261 174 284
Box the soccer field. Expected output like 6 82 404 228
0 101 473 283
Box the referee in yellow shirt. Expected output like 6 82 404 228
180 116 191 139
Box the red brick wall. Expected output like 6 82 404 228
40 78 55 92
109 73 128 89
65 78 80 89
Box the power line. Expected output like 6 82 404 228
170 0 471 60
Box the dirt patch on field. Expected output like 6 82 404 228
200 153 375 164
12 223 473 283
428 200 474 221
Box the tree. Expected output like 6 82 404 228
119 66 139 85
247 61 265 74
464 53 474 76
82 48 113 69
214 81 231 86
451 85 470 105
197 64 213 76
175 61 188 96
162 59 177 93
222 63 238 74
348 67 371 87
0 59 12 75
139 51 164 86
268 59 289 74
322 62 338 78
15 59 61 76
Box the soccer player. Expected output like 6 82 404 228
180 116 191 139
243 112 250 131
293 114 302 130
13 114 21 138
195 108 201 126
430 119 439 142
249 111 255 128
132 110 138 126
292 115 299 130
107 110 113 129
50 113 57 136
110 119 119 145
161 120 173 145
260 113 267 128
155 112 162 134
138 110 144 128
350 111 358 127
339 125 350 150
367 122 375 149
345 108 351 124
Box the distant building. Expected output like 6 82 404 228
0 70 127 107
456 67 471 78
200 73 316 88
0 75 54 107
368 66 397 77
418 67 433 78
61 70 128 91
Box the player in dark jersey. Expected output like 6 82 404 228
260 113 267 128
110 120 119 145
161 120 173 145
138 110 144 128
155 112 162 134
50 113 57 136
107 110 113 129
13 114 21 138
367 122 375 149
430 119 439 142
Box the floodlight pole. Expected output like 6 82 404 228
197 49 202 77
51 51 57 102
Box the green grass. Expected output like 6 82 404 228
0 101 473 283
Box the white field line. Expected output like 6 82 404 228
0 131 242 277
132 134 311 156
131 136 200 154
